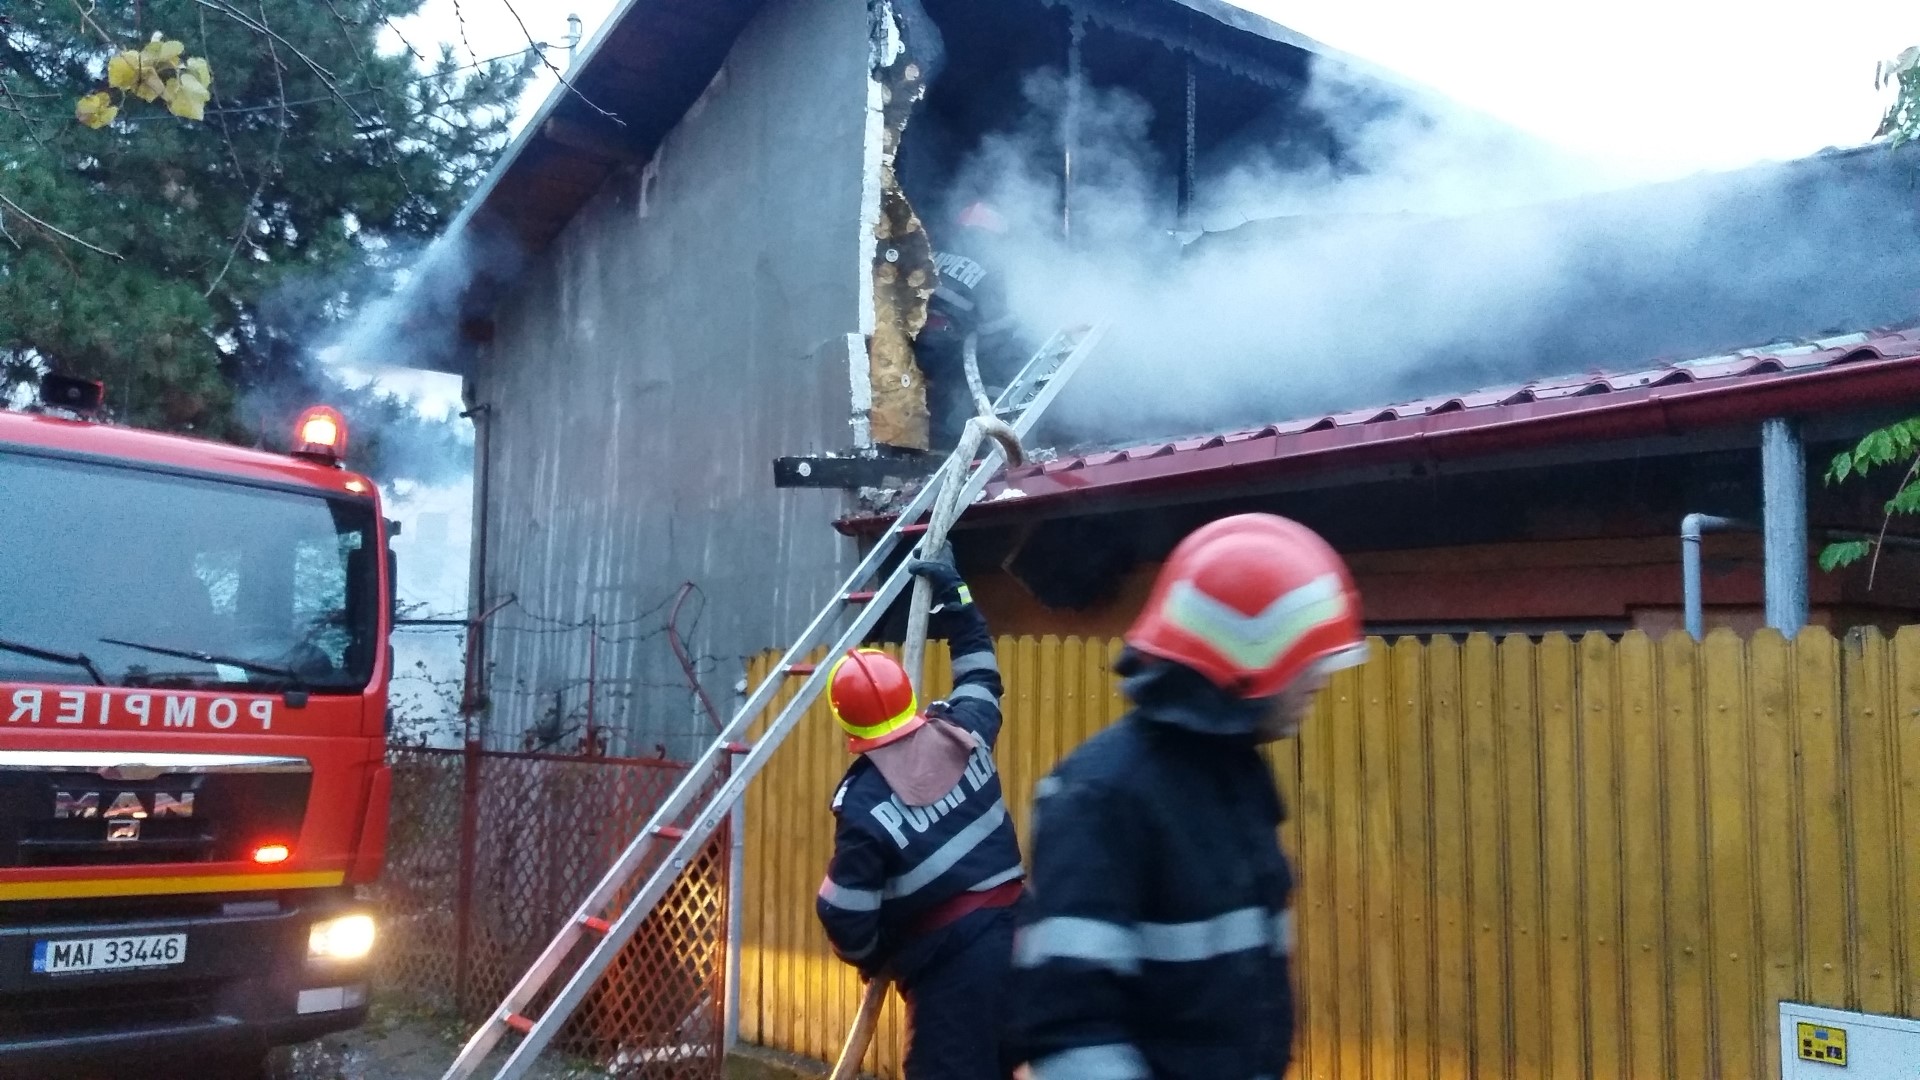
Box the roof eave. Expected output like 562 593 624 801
833 355 1920 536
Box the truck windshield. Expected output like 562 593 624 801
0 450 379 692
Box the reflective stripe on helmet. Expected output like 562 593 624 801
1158 573 1348 672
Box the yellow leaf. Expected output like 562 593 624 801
140 36 185 68
75 91 119 129
107 51 142 91
134 67 166 103
185 57 213 87
163 73 209 121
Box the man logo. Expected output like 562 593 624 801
54 791 195 820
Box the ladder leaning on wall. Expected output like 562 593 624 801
439 320 1110 1080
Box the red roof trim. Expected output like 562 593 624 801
834 329 1920 537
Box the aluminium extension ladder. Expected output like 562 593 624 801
441 320 1109 1080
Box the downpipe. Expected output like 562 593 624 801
1681 514 1745 640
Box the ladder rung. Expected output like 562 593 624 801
724 741 751 754
652 825 688 840
785 663 816 675
580 916 612 933
900 523 929 535
845 591 877 604
503 1012 535 1034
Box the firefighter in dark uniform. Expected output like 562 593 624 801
1006 514 1367 1080
816 554 1023 1080
922 202 1020 447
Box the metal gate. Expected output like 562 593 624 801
375 745 729 1077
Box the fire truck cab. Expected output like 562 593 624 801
0 380 393 1077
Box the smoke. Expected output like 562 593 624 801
936 60 1920 448
240 225 525 486
326 228 518 379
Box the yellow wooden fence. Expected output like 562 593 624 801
736 629 1920 1079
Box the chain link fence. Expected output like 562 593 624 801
374 746 729 1078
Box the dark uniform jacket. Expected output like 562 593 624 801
814 597 1022 983
1007 661 1297 1080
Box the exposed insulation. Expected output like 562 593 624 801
865 4 938 450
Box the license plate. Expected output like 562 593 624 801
32 933 186 975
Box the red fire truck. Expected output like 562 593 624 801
0 377 393 1077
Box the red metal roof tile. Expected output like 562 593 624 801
835 326 1920 536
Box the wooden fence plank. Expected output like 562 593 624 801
1894 628 1920 1019
737 656 763 1048
1331 664 1369 1078
1578 632 1627 1080
1500 636 1546 1079
1393 638 1435 1080
1461 634 1509 1078
812 659 844 1065
1617 631 1669 1080
1536 634 1584 1080
1701 629 1757 1080
1299 647 1341 1079
1425 637 1472 1080
1747 629 1799 1080
1362 641 1403 1080
1797 629 1850 1009
1660 633 1710 1080
1844 629 1900 1016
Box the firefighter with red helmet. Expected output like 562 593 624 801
816 552 1023 1080
1006 514 1367 1080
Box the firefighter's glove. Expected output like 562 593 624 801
907 549 971 613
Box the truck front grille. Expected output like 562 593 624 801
0 765 310 868
0 978 221 1038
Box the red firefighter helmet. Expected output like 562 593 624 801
1126 514 1366 700
827 649 927 753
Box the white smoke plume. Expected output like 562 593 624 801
935 59 1914 448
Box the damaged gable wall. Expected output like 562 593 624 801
864 0 939 451
470 0 872 758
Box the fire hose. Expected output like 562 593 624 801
826 333 1021 1080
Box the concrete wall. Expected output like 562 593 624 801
469 0 871 759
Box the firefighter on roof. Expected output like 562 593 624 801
1006 514 1367 1080
816 552 1022 1080
922 201 1019 447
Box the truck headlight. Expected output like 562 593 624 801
309 913 376 962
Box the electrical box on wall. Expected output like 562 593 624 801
1781 1002 1920 1079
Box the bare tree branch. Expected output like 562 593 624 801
496 0 623 126
0 73 54 151
0 191 123 259
1865 450 1920 589
381 15 428 63
200 5 274 298
181 0 368 126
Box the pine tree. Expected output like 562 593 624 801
0 1 533 473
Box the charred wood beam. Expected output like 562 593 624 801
773 449 937 490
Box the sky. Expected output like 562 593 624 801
398 0 1920 181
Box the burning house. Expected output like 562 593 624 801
402 0 1490 757
403 0 1920 759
